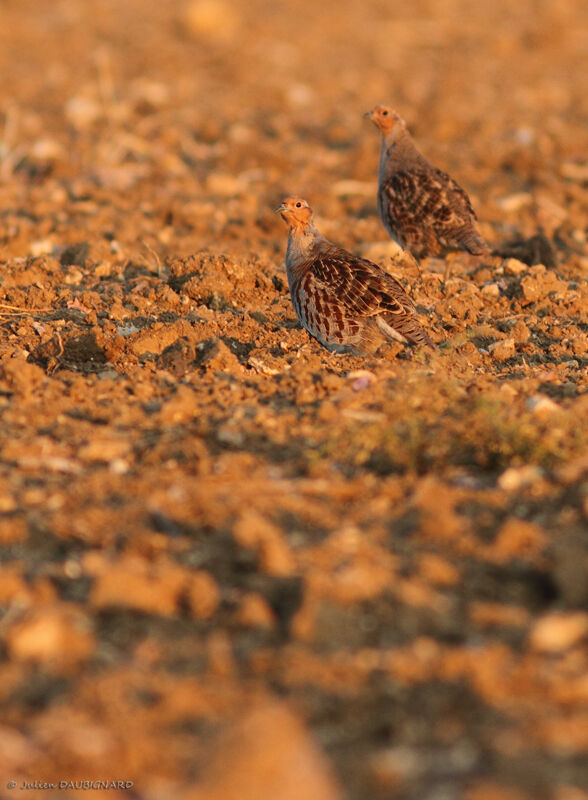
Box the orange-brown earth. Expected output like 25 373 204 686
0 1 587 798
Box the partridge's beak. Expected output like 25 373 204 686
274 202 287 214
363 109 374 119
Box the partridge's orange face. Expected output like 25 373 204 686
364 105 404 134
275 196 313 227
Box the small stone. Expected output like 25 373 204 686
536 195 567 229
236 592 275 628
498 465 543 491
248 355 283 376
182 338 243 373
503 258 528 276
456 341 483 366
481 283 501 297
499 383 518 399
228 123 255 143
470 603 530 629
0 725 39 772
129 325 188 356
511 320 531 343
29 239 53 257
496 193 532 212
206 172 242 196
78 437 131 463
417 554 460 586
181 0 239 41
492 519 547 562
0 568 30 604
520 265 567 305
6 604 95 671
568 333 588 357
527 395 562 418
520 275 543 304
0 493 17 512
316 400 338 422
0 517 28 544
331 180 374 197
108 458 128 475
489 338 515 361
90 556 188 616
561 162 588 182
94 262 112 278
206 630 237 677
158 385 199 424
348 370 376 391
187 571 220 620
285 83 315 108
233 510 296 576
31 138 63 161
130 78 170 108
370 746 421 788
414 478 465 540
530 612 588 653
64 267 84 285
65 95 102 128
185 700 341 800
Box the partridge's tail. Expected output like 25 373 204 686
376 313 434 349
461 228 491 256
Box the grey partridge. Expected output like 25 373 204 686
365 106 490 261
275 197 433 354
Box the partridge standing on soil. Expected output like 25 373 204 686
275 197 433 354
365 106 491 262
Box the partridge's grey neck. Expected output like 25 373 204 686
380 131 423 177
286 223 330 275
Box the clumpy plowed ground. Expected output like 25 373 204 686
0 2 587 798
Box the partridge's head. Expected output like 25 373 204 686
364 105 405 135
275 196 313 228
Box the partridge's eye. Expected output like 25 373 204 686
296 202 302 208
382 110 388 116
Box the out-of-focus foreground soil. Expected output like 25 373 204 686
0 1 587 798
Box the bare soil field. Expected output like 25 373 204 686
0 1 587 798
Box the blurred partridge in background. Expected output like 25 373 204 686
276 197 433 354
365 106 491 267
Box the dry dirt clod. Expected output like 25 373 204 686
4 604 95 672
529 613 588 653
183 700 342 800
489 338 516 361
